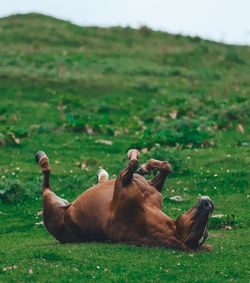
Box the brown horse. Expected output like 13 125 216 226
35 149 213 250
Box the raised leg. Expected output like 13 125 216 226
35 151 51 193
119 149 140 186
137 159 172 192
112 149 140 203
35 151 69 205
35 151 76 243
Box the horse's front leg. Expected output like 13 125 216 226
137 159 172 192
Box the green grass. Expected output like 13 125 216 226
0 13 250 282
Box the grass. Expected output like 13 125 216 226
0 13 250 282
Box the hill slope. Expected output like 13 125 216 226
0 13 249 282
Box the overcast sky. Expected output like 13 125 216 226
1 0 250 45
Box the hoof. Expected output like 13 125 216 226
127 149 140 160
97 168 109 182
35 151 49 166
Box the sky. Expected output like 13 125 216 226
1 0 250 45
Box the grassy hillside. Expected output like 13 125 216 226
0 13 249 282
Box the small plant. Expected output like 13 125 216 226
66 114 85 132
132 117 214 149
214 100 250 129
139 25 151 37
0 179 28 203
209 214 241 230
225 49 245 64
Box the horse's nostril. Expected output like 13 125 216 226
203 200 210 209
200 199 211 210
199 196 213 210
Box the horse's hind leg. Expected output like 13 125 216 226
35 151 77 243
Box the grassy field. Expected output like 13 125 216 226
0 13 250 282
